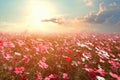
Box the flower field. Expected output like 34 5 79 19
0 32 120 80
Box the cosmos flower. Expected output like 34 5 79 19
20 75 28 80
36 71 42 80
88 71 97 80
0 41 3 46
2 52 13 60
77 52 83 57
48 74 58 79
65 57 72 62
95 69 106 76
96 76 105 80
22 55 31 63
0 32 120 80
14 52 21 56
17 40 25 46
63 73 69 79
14 67 25 74
38 61 48 69
109 72 120 80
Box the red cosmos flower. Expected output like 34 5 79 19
21 75 28 80
88 71 97 80
65 57 72 62
0 41 3 46
77 52 83 57
14 67 25 74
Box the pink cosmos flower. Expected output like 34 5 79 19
22 55 31 63
63 73 69 79
95 69 106 76
110 53 115 58
2 52 13 60
109 72 120 80
67 49 72 54
42 57 47 62
118 54 120 58
8 66 13 71
14 67 25 74
33 46 39 52
86 53 92 58
77 61 81 65
4 41 15 48
108 60 120 69
17 40 25 46
36 71 42 80
24 47 30 52
99 59 105 63
38 61 48 69
14 52 21 56
48 74 58 79
9 42 15 48
44 77 51 80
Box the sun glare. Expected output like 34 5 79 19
30 5 52 26
26 0 58 31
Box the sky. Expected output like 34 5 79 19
0 0 120 33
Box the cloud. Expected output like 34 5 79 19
42 1 120 26
41 17 65 25
41 0 120 33
41 16 91 32
83 0 93 6
41 17 89 27
84 2 120 25
109 2 117 7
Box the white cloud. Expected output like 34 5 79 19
83 0 93 6
97 3 106 15
109 2 117 7
41 17 90 28
83 2 120 25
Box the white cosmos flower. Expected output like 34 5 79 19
97 76 105 80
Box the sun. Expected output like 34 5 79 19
26 0 57 28
30 5 52 26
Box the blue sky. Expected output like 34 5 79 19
0 0 120 32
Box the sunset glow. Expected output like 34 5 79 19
0 0 120 80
